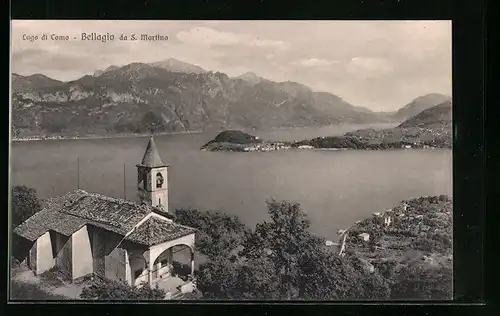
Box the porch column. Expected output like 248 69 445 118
124 250 132 286
156 261 161 279
190 251 195 276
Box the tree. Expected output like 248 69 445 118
196 254 280 300
195 256 239 299
174 208 249 260
238 199 391 300
241 199 317 299
80 280 166 300
12 185 42 228
390 262 452 300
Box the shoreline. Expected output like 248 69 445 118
201 141 451 153
11 130 204 143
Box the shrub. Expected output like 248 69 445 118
12 185 42 228
80 280 166 300
391 263 452 300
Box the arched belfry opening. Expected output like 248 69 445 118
156 172 164 188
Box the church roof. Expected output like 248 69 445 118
14 190 158 241
125 216 196 247
139 136 166 168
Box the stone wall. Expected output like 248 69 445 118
105 247 127 282
54 232 72 279
89 226 106 278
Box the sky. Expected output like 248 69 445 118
11 20 452 111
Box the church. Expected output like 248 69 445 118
13 137 197 292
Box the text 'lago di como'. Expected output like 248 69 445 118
21 32 169 43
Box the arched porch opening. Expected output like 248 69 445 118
151 244 194 283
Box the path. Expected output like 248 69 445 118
11 265 84 299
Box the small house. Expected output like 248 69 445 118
358 233 370 242
384 216 392 227
325 240 335 246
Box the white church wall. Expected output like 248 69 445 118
72 225 93 279
35 231 54 275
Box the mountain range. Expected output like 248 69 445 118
11 58 451 138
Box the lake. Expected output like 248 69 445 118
10 124 452 241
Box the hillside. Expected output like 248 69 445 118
398 100 452 129
393 93 451 120
339 100 453 149
12 74 64 93
11 61 390 138
340 195 452 299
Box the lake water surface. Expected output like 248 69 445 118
11 124 452 241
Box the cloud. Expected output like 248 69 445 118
346 57 394 78
293 58 339 67
176 27 240 46
265 53 275 60
176 26 289 50
247 39 288 50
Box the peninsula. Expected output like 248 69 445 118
201 100 452 152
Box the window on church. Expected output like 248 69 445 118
156 172 164 188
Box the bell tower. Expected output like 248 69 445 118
136 136 169 212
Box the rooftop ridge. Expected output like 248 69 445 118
65 189 149 209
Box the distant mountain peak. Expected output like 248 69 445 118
235 72 263 86
148 58 206 74
395 93 452 120
93 65 120 77
12 73 63 93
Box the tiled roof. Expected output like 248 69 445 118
13 189 153 241
139 136 166 168
13 209 86 241
125 216 196 247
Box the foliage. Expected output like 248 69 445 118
80 279 166 300
414 232 452 253
174 208 249 259
11 185 42 228
213 130 261 144
197 199 392 300
390 262 452 300
196 255 281 299
12 126 20 138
